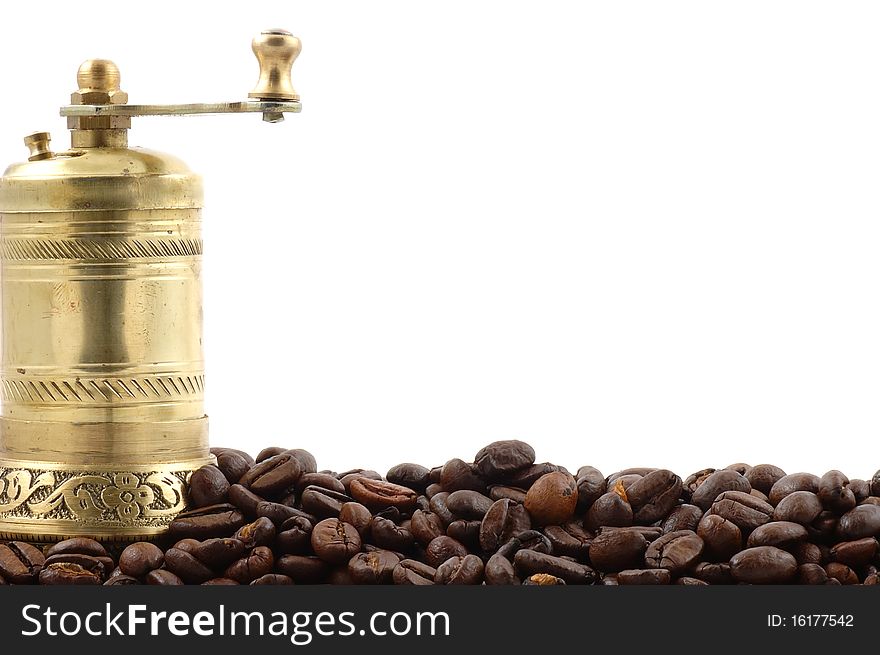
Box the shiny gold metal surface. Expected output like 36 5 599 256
23 133 54 162
0 30 302 543
249 29 301 101
0 145 210 542
59 31 302 124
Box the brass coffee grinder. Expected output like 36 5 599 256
0 30 301 543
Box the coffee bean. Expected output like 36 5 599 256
164 547 214 584
662 504 703 534
216 451 252 484
240 454 303 497
370 514 414 551
446 490 494 519
818 470 857 513
871 470 880 497
173 538 200 554
256 446 287 462
485 553 519 585
523 573 566 585
233 516 276 549
507 463 568 490
311 519 362 564
607 474 642 495
411 510 446 546
697 514 742 562
392 559 436 585
428 492 456 526
348 550 400 584
425 536 468 568
203 578 240 585
709 490 773 532
513 549 595 584
798 563 829 585
694 561 733 585
489 486 528 503
339 502 373 537
118 542 164 578
295 473 346 495
726 463 751 475
474 440 536 480
338 470 383 493
588 529 648 573
609 468 657 483
476 498 528 552
0 541 45 584
300 486 352 518
104 575 140 586
730 546 798 584
769 473 820 505
644 530 703 575
435 554 485 585
524 471 578 526
438 459 486 493
742 464 786 495
193 538 246 568
791 541 824 566
228 484 264 517
586 492 633 530
276 555 329 583
515 530 554 554
287 449 318 475
256 500 304 525
189 465 230 506
350 478 419 512
747 521 808 548
692 470 751 511
44 553 106 580
45 538 107 559
386 463 431 493
825 562 859 585
773 491 823 525
446 519 481 549
836 504 880 540
277 517 314 554
39 563 101 585
543 523 591 559
575 466 607 511
145 569 184 585
251 574 293 585
830 537 877 568
169 503 245 539
683 468 715 501
812 510 839 541
626 470 683 524
618 569 671 585
212 447 255 467
225 546 274 583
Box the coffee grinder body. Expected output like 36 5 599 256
0 30 301 543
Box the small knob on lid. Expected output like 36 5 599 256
24 132 54 161
249 29 301 102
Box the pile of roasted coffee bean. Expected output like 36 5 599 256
2 440 880 585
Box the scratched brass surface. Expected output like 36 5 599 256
0 145 211 542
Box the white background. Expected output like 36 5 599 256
2 2 879 479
